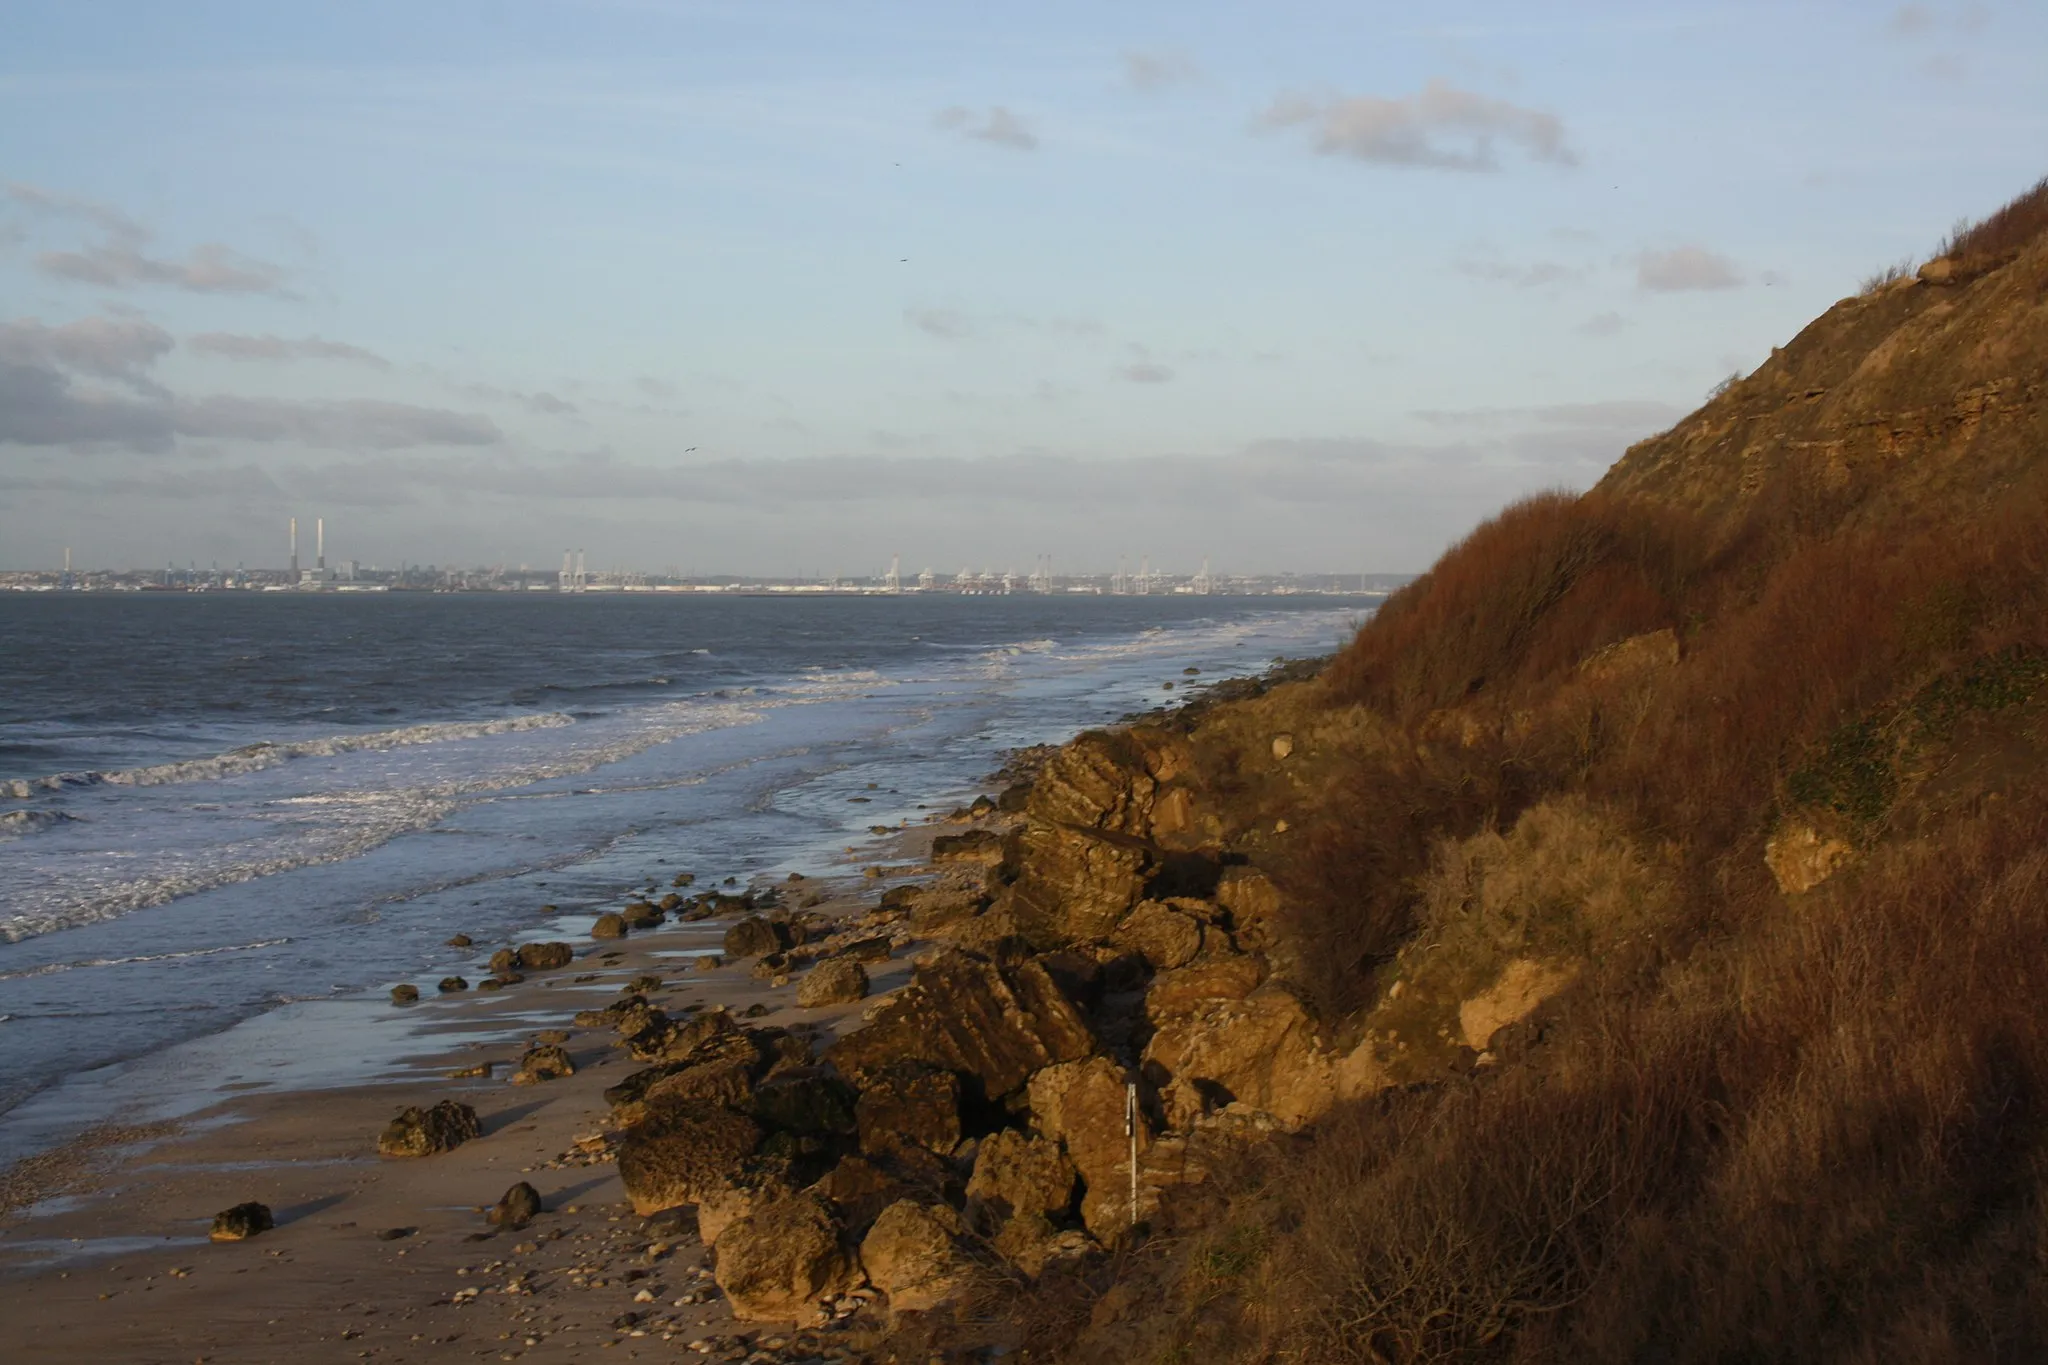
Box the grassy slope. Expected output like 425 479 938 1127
1034 183 2048 1364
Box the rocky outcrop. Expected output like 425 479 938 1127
712 1192 859 1321
514 941 574 970
1112 900 1206 969
591 912 629 939
931 829 1005 865
1458 959 1578 1051
616 1102 763 1215
208 1202 273 1242
1142 986 1333 1129
965 1129 1076 1232
1765 822 1854 894
724 916 790 958
855 1061 961 1159
510 1044 574 1085
861 1200 968 1314
1143 951 1266 1021
377 1100 481 1158
1028 1057 1147 1239
796 957 868 1008
390 984 419 1005
824 950 1094 1101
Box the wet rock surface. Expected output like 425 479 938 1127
377 1100 482 1158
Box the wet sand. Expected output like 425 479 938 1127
0 823 975 1364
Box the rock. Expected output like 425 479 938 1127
809 1155 914 1236
591 912 629 939
1213 865 1284 953
622 900 664 929
751 951 793 980
208 1202 273 1242
515 941 574 970
797 957 869 1008
694 953 723 972
1458 959 1577 1051
660 892 684 911
751 1068 858 1138
1144 951 1266 1021
616 1103 764 1215
1271 733 1294 760
825 950 1093 1102
724 916 786 959
713 1191 858 1321
1113 900 1205 970
437 976 469 993
1765 822 1854 895
838 935 894 963
390 984 420 1005
696 1163 799 1247
1142 986 1332 1129
377 1100 482 1158
997 781 1032 813
965 1129 1076 1232
489 1181 543 1227
1919 255 1957 284
994 1219 1096 1278
855 1061 962 1159
1028 1057 1148 1238
635 1056 759 1121
489 947 518 975
931 829 1005 865
861 1200 968 1314
511 1044 575 1085
445 934 473 948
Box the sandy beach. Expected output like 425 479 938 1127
0 817 984 1365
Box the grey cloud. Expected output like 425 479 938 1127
1254 80 1576 171
1577 311 1629 337
1636 245 1743 292
173 397 502 449
905 307 975 340
1117 362 1175 384
0 315 175 386
0 359 175 450
1122 50 1200 91
188 333 391 368
635 376 677 399
1454 258 1589 287
1890 3 1936 33
524 391 577 416
933 105 1038 151
6 181 292 297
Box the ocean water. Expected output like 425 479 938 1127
0 592 1365 1157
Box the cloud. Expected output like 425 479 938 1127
1116 362 1175 384
1635 245 1743 292
1253 79 1576 171
1577 311 1630 337
523 391 577 416
0 359 175 450
0 315 175 386
187 333 391 368
1890 3 1936 33
5 182 292 297
1122 50 1200 91
905 307 975 340
933 105 1038 151
1454 258 1589 287
172 397 502 448
1411 399 1682 432
635 376 677 399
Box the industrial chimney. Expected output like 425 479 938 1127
316 517 325 572
289 517 299 579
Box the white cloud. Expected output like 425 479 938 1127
188 333 391 368
1117 362 1175 384
1253 79 1576 171
7 183 293 297
1122 50 1200 92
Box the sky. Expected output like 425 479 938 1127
2 1 2044 577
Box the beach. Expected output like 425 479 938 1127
0 819 966 1364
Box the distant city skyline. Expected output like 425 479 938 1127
3 2 2045 573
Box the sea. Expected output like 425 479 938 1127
0 591 1367 1162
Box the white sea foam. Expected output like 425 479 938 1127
0 938 292 983
4 713 577 798
0 810 79 838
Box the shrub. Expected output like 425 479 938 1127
1936 173 2048 271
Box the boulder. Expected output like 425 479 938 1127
437 976 469 993
796 957 869 1008
591 912 629 939
616 1102 763 1215
724 916 786 959
636 1056 758 1119
511 1044 575 1085
515 941 575 971
1213 866 1282 948
855 1061 961 1158
445 934 473 948
1143 951 1266 1022
837 935 894 963
711 1192 858 1321
1028 1057 1148 1239
694 953 724 972
208 1201 273 1242
931 829 1005 866
660 892 684 911
1142 986 1332 1129
824 950 1093 1102
390 984 419 1005
1458 959 1577 1051
1765 822 1854 895
696 1162 799 1247
489 948 518 975
377 1100 481 1158
809 1155 914 1236
622 900 664 929
964 1129 1076 1232
489 1181 543 1227
751 951 793 980
861 1200 968 1314
752 1068 858 1138
1112 900 1204 970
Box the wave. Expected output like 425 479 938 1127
0 937 292 983
0 810 80 838
0 713 576 798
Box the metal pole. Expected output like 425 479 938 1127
1126 1081 1139 1232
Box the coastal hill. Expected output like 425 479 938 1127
858 175 2048 1361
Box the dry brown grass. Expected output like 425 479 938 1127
1938 173 2048 271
